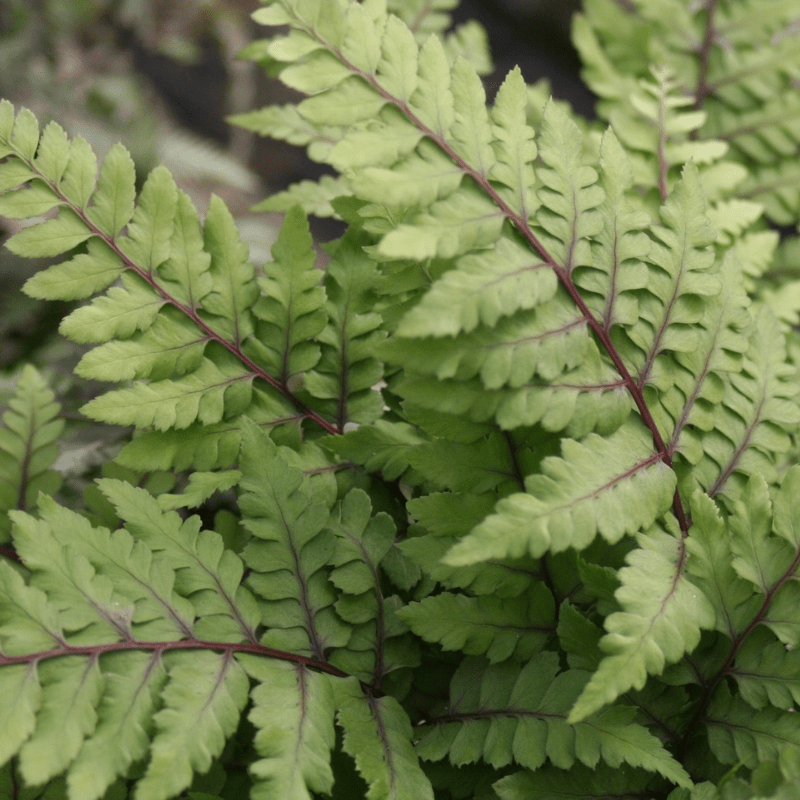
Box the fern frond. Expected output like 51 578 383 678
337 677 435 800
705 684 800 770
415 652 690 786
494 763 654 800
398 585 555 664
304 232 386 430
568 527 715 722
238 656 336 800
0 366 63 542
694 309 800 503
1 501 257 798
576 0 800 227
402 491 541 598
443 419 676 564
238 419 350 658
732 628 800 712
0 100 348 463
246 205 326 384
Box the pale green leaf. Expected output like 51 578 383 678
74 312 207 382
410 34 454 137
118 166 177 271
377 184 504 260
86 143 137 237
0 663 41 766
80 357 254 431
239 657 335 800
0 365 63 540
376 15 418 102
444 420 676 564
249 205 326 382
489 67 538 217
398 585 555 662
5 208 92 257
135 651 249 800
59 272 165 343
60 136 98 211
569 528 715 722
18 658 103 785
67 652 167 800
24 238 123 300
449 56 494 176
157 190 213 308
395 233 557 338
201 194 258 345
0 183 60 219
336 678 434 800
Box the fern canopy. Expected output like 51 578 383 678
2 0 800 798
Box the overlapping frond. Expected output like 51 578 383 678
568 527 715 722
414 652 690 786
1 492 261 799
4 1 800 798
575 0 800 227
0 101 348 474
0 366 63 541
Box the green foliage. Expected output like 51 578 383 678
2 1 800 799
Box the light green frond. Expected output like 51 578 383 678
156 470 242 511
398 585 554 663
387 298 591 389
239 657 336 800
95 480 260 642
238 419 350 659
253 174 350 218
304 232 386 429
443 419 675 565
74 312 207 382
0 366 63 541
569 528 715 722
247 206 327 384
534 101 603 270
624 165 719 385
58 272 165 343
5 208 93 258
229 105 340 165
319 419 428 482
394 235 558 338
336 677 435 800
489 68 538 218
17 657 103 786
136 651 249 800
397 348 631 434
377 184 504 260
118 166 177 273
201 194 259 346
85 142 135 236
80 356 255 431
66 652 167 800
402 491 539 597
24 239 123 301
574 128 651 329
692 309 800 503
685 491 762 640
416 653 690 786
325 489 410 682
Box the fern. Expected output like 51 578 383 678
2 0 800 798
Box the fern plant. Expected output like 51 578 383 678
2 0 800 798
